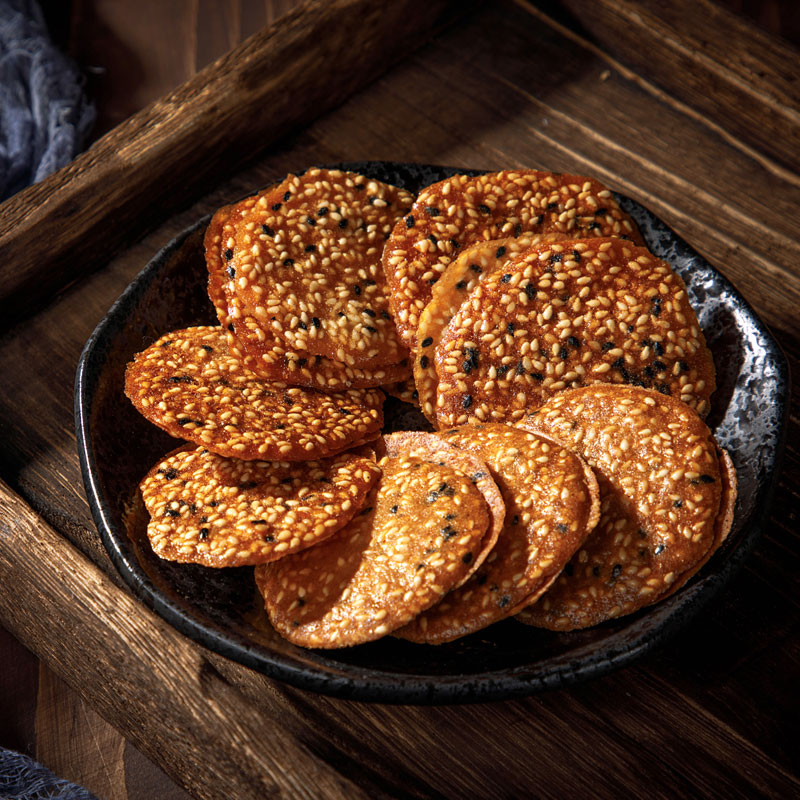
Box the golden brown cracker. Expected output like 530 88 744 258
395 423 600 643
140 447 380 567
383 170 643 349
124 326 384 461
414 234 571 423
433 237 715 429
256 456 491 648
517 385 736 630
219 168 414 368
381 431 505 582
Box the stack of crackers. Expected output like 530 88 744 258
125 167 737 648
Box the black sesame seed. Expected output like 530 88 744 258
306 216 316 226
653 341 665 356
612 357 626 369
405 215 415 228
305 244 317 252
338 218 348 228
164 508 180 517
428 234 438 245
500 273 512 283
419 355 429 369
643 366 655 379
389 505 398 514
224 248 233 260
261 224 274 236
507 322 515 334
283 191 291 201
199 527 209 539
227 266 235 278
470 263 482 273
549 253 563 264
530 372 544 381
592 566 600 576
653 360 666 372
478 203 491 213
421 337 433 348
601 342 615 351
524 283 536 299
297 320 307 330
161 468 179 480
271 203 282 211
559 347 570 360
557 523 568 533
611 564 622 579
364 308 377 318
655 544 665 555
679 360 690 372
547 201 558 209
673 500 683 508
354 285 361 296
568 336 581 349
462 552 473 564
283 258 294 266
424 206 440 216
699 474 716 483
496 364 510 376
455 280 468 290
318 206 329 216
496 246 506 258
498 595 511 608
462 394 472 409
514 223 522 237
381 310 391 320
656 383 670 395
168 375 196 384
512 515 520 525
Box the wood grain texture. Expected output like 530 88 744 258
1 0 799 798
0 479 368 800
0 0 468 324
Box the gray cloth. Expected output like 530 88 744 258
0 0 94 200
0 747 98 800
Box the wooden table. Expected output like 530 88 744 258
1 1 798 797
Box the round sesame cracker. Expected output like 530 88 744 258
140 446 381 567
395 423 600 644
432 237 715 429
255 456 491 648
381 431 505 584
212 168 414 368
415 233 571 423
382 169 643 350
124 326 384 461
517 385 737 630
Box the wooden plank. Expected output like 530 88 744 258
535 0 800 172
0 0 469 324
0 479 369 800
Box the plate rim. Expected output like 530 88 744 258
74 161 791 704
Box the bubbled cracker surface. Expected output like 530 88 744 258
433 238 715 429
382 170 643 349
395 423 599 644
517 385 733 630
256 456 490 648
415 234 571 423
124 326 384 460
212 168 414 368
140 447 380 567
381 431 506 583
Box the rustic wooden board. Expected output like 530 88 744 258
1 0 798 797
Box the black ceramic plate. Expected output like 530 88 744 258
75 162 789 704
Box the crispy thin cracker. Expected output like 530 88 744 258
140 446 380 567
395 424 600 644
517 385 737 630
415 233 570 423
256 456 491 648
433 237 715 428
124 326 384 461
210 168 414 368
381 431 505 583
383 170 643 349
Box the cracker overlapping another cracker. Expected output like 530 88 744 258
124 326 384 461
517 385 736 629
255 456 491 648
